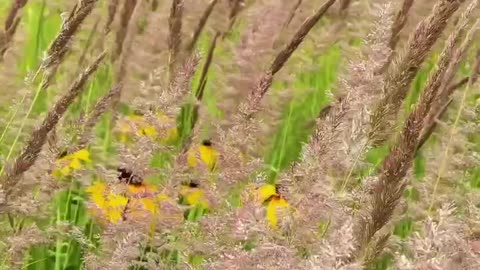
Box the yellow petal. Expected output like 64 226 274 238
107 209 124 224
91 192 107 209
139 125 158 138
86 182 107 194
59 166 71 176
184 188 209 208
187 148 198 168
73 149 90 162
266 197 290 228
257 184 277 203
127 183 158 194
139 198 157 214
69 158 82 170
199 145 218 171
107 193 129 208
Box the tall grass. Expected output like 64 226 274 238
0 0 479 269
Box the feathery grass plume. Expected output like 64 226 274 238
4 225 49 268
74 17 100 74
242 0 337 117
114 0 142 83
395 204 479 269
224 1 290 116
207 243 301 270
185 0 219 53
105 0 120 34
368 0 463 146
445 50 480 92
154 53 201 114
182 33 219 145
39 0 98 86
419 21 480 152
113 0 137 60
375 0 415 74
284 0 302 29
0 51 106 197
224 0 246 37
168 0 184 78
0 0 28 60
351 8 475 262
300 3 392 175
76 84 123 150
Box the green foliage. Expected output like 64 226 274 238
265 45 341 182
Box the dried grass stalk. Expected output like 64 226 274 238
182 32 220 148
353 2 475 262
168 0 184 77
419 26 480 152
185 0 219 53
376 0 415 74
104 0 120 34
40 0 98 82
1 51 106 194
368 0 462 146
76 84 123 150
0 0 28 60
284 0 302 28
243 0 337 117
114 0 137 60
224 0 245 37
114 0 142 82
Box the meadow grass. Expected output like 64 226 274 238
0 1 479 269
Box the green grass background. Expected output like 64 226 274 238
0 2 478 269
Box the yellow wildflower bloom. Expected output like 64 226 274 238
115 112 178 144
179 183 209 209
255 184 292 229
86 181 174 224
266 196 290 228
257 184 277 203
52 149 91 177
187 140 218 171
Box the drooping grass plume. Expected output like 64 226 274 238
283 0 302 29
185 0 219 54
0 51 106 198
0 0 99 181
368 0 463 146
113 0 137 60
39 0 98 85
352 2 476 264
104 0 120 34
0 0 28 60
224 0 245 37
114 0 142 83
75 17 100 74
76 84 123 150
416 1 480 153
375 0 414 74
305 3 392 185
242 0 337 117
168 0 184 78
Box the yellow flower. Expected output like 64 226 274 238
187 140 218 171
266 196 290 228
179 183 209 209
255 184 292 229
52 149 91 177
115 112 178 144
257 184 277 203
86 181 174 224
